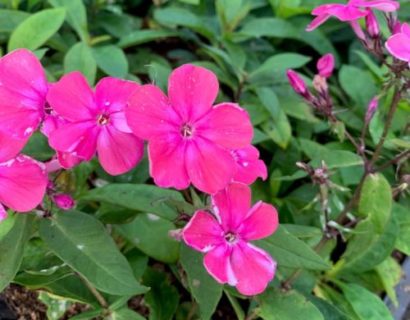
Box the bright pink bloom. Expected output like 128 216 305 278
0 156 47 212
287 70 308 95
182 183 278 295
365 97 379 123
126 64 253 194
0 49 48 161
47 72 144 175
232 146 267 185
53 194 75 210
317 54 335 78
386 23 410 63
365 10 380 37
306 0 399 31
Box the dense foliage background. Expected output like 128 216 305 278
0 0 409 319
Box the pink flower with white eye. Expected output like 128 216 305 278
386 23 410 64
47 72 144 176
306 0 399 32
182 183 278 296
0 155 48 214
317 54 335 78
0 49 48 162
53 194 75 211
231 146 267 185
126 64 253 194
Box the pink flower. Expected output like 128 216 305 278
306 0 399 31
53 194 75 210
0 155 47 213
0 49 48 162
386 23 410 63
365 97 379 123
317 54 335 78
287 70 308 95
126 64 253 194
47 72 144 176
182 183 278 295
232 146 267 185
365 10 380 37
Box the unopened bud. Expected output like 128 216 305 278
350 20 366 41
317 54 335 78
366 11 380 38
0 205 7 222
365 97 379 123
53 194 75 210
287 70 308 96
392 21 402 34
313 75 328 93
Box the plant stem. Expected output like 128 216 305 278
77 272 108 309
377 150 410 172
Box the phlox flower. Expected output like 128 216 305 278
306 0 399 31
231 146 267 185
386 23 410 64
47 72 144 175
0 155 48 220
126 64 253 194
0 49 48 162
317 53 335 78
53 194 75 211
182 183 278 295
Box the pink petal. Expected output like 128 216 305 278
238 202 279 241
306 14 331 31
331 6 367 21
0 130 30 162
231 242 276 296
110 111 133 133
0 204 7 221
204 244 237 285
95 77 139 114
168 64 219 122
182 210 224 252
126 84 181 140
402 23 410 37
57 151 82 169
353 0 400 12
97 126 144 175
211 182 251 231
49 121 99 161
46 72 97 122
185 138 235 194
0 156 47 212
196 103 253 149
148 133 190 190
312 4 343 15
386 33 410 62
232 146 268 185
0 106 41 139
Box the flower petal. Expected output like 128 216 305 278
231 242 276 296
0 204 7 221
306 14 331 31
386 33 410 62
232 146 268 185
353 0 400 12
0 130 30 162
204 244 237 285
211 182 251 231
57 151 82 169
97 126 144 175
168 64 218 122
126 84 180 140
186 138 235 194
196 103 253 149
148 133 190 190
0 156 47 212
182 210 224 252
47 72 96 121
238 202 279 241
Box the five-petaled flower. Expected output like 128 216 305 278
386 23 410 65
182 183 278 295
47 72 144 175
126 64 253 194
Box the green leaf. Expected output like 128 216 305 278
358 173 392 232
111 308 145 320
238 17 297 38
48 0 88 42
375 257 401 306
117 213 180 264
82 184 187 220
216 0 251 33
8 8 66 51
64 42 97 85
258 288 324 320
39 211 148 296
341 283 393 320
143 268 179 320
118 30 178 48
308 296 349 320
0 214 32 291
92 45 129 78
256 226 331 270
22 132 54 161
392 203 410 255
0 9 29 33
180 245 222 320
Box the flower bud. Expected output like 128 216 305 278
53 194 75 210
0 205 7 222
317 54 335 78
365 97 379 123
366 11 380 38
392 21 402 34
313 75 328 93
287 70 308 95
350 20 366 41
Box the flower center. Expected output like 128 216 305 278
181 123 194 138
97 114 110 126
224 231 238 244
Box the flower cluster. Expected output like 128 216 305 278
0 49 277 295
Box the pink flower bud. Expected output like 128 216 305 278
0 205 7 222
392 21 402 34
53 194 75 210
287 70 308 95
366 11 380 38
365 97 379 123
317 54 335 78
350 20 366 41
